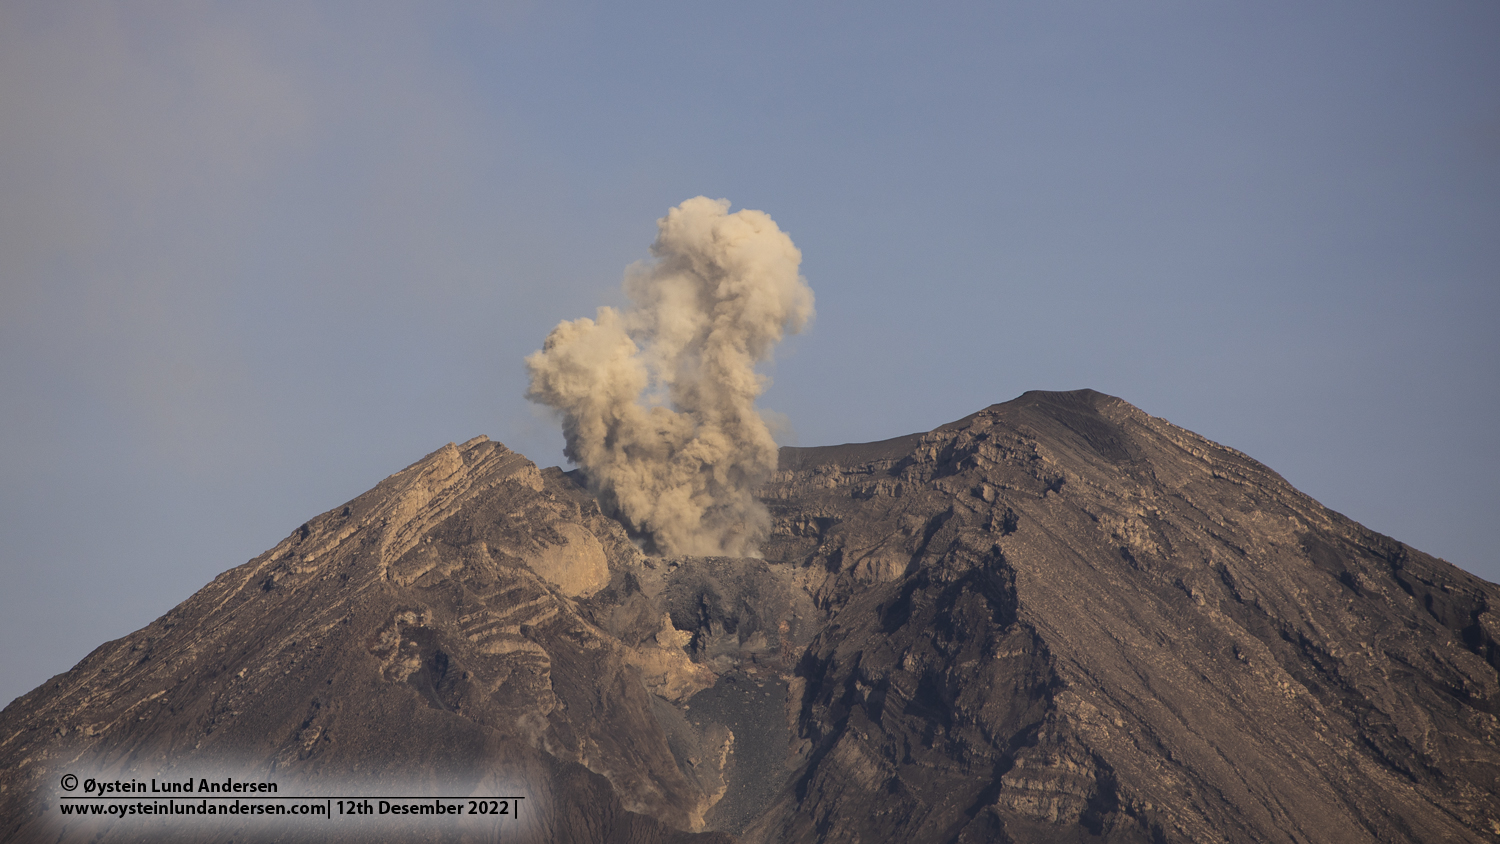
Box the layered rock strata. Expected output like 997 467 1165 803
0 437 749 843
2 390 1496 843
749 389 1500 842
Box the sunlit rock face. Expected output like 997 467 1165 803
3 390 1497 843
0 437 738 843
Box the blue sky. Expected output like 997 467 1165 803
2 1 1497 707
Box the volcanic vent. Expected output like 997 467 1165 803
2 390 1497 843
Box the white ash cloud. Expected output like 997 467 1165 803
525 197 814 556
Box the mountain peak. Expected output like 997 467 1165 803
3 392 1496 843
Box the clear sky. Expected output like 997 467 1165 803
2 1 1496 708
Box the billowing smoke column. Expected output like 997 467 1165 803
525 197 814 557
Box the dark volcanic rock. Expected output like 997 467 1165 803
749 389 1500 843
2 390 1497 843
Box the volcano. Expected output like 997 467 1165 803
2 390 1496 842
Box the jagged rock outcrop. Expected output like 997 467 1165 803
0 437 742 843
2 390 1496 843
748 389 1500 842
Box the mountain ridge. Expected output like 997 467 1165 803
2 389 1495 843
755 389 1499 842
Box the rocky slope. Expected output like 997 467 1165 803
752 389 1500 842
2 390 1496 843
0 437 742 843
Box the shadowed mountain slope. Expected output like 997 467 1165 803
751 389 1500 842
1 390 1495 843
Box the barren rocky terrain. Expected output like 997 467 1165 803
2 390 1496 842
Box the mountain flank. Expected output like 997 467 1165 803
1 389 1496 843
754 389 1500 842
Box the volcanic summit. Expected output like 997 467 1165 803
1 389 1496 843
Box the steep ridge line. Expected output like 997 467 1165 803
1 389 1495 843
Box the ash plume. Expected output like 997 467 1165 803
525 197 814 556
